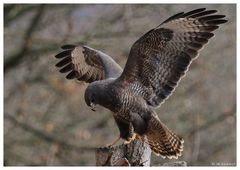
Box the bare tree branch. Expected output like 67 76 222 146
5 113 96 152
4 5 39 27
4 5 45 72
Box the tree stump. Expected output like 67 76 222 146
96 137 151 166
95 137 187 166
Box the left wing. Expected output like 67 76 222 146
55 45 122 83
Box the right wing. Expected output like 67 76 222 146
119 8 227 107
55 45 123 83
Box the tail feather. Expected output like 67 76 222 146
143 114 184 159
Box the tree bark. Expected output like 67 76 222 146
96 137 151 166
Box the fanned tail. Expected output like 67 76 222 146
143 114 184 159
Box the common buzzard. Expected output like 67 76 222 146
55 8 227 159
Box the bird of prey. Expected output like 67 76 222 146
55 8 227 159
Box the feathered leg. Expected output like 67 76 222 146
123 123 137 144
107 115 136 147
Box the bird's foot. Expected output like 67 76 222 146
106 136 120 148
124 133 137 145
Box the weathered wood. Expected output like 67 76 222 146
96 137 151 166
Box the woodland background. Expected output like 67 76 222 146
4 4 236 166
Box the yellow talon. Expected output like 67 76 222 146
124 133 137 145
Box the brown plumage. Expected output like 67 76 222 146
55 8 227 159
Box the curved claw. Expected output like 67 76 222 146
124 133 137 145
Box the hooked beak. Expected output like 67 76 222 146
90 102 96 111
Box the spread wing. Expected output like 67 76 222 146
119 8 227 107
55 45 122 83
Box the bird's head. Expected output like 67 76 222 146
84 79 115 111
84 81 106 111
84 85 97 111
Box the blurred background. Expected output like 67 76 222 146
4 4 236 166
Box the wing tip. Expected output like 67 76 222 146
160 8 228 26
66 71 76 79
55 44 106 83
55 56 72 68
207 19 228 25
55 50 72 59
59 63 73 73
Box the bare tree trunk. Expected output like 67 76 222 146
96 138 151 166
